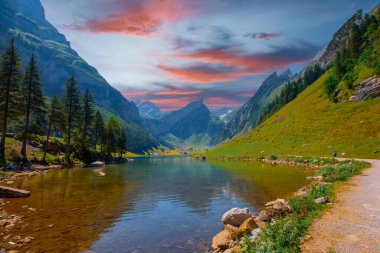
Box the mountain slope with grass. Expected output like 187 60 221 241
206 7 380 159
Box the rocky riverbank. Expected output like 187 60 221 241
210 159 368 252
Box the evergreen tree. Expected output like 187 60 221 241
93 110 104 151
117 128 127 158
42 96 64 163
80 89 95 157
20 55 46 162
0 39 22 165
104 116 121 160
63 77 81 166
348 24 361 57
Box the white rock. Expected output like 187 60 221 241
222 208 252 226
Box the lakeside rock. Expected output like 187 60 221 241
314 196 329 204
0 186 31 198
222 208 252 226
87 161 105 167
256 199 290 222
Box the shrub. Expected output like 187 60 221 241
310 184 333 199
323 73 340 102
252 214 302 253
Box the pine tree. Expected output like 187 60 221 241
0 39 22 165
118 128 127 158
42 96 64 163
104 116 121 160
20 55 46 162
348 24 361 57
93 110 104 151
80 89 95 157
63 77 81 166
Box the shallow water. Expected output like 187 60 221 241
2 157 313 252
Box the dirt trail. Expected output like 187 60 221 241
301 159 380 253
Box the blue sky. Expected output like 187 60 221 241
41 0 378 110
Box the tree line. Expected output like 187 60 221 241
0 39 127 166
257 63 324 124
324 10 380 101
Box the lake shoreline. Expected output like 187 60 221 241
208 157 369 253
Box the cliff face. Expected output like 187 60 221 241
313 10 363 68
0 0 142 124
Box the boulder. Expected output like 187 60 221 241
231 217 258 239
224 245 241 253
349 76 380 101
294 186 309 196
314 196 329 204
87 161 105 167
257 199 290 222
222 208 252 226
0 186 30 198
212 230 233 250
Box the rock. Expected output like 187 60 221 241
212 230 233 250
21 236 34 243
231 217 257 239
87 161 105 168
97 171 106 177
249 228 261 242
48 224 54 228
224 245 241 253
314 196 329 204
257 199 290 222
0 186 31 198
223 224 238 233
6 181 14 184
0 219 11 227
307 176 323 181
349 76 380 101
222 208 252 226
294 186 309 196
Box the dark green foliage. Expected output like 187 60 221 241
20 55 46 161
323 73 340 102
63 76 82 165
104 116 122 159
0 39 22 165
93 110 105 150
42 96 65 162
117 128 127 157
79 89 95 159
323 11 380 98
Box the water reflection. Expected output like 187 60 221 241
3 157 313 253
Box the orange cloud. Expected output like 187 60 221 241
74 0 195 36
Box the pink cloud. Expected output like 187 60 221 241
72 0 197 36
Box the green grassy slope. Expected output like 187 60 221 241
206 72 380 159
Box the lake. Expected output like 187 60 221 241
3 157 313 252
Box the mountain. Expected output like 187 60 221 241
0 0 141 124
313 9 363 68
144 99 225 147
137 101 163 119
218 69 292 141
206 6 380 159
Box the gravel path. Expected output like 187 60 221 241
301 159 380 253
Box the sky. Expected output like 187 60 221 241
41 0 378 111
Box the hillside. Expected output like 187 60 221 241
218 69 292 142
206 71 380 159
0 0 141 125
206 6 380 159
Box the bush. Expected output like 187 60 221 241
252 214 302 253
323 73 340 102
319 161 365 182
310 184 333 199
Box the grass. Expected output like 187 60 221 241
205 71 380 160
239 159 367 253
